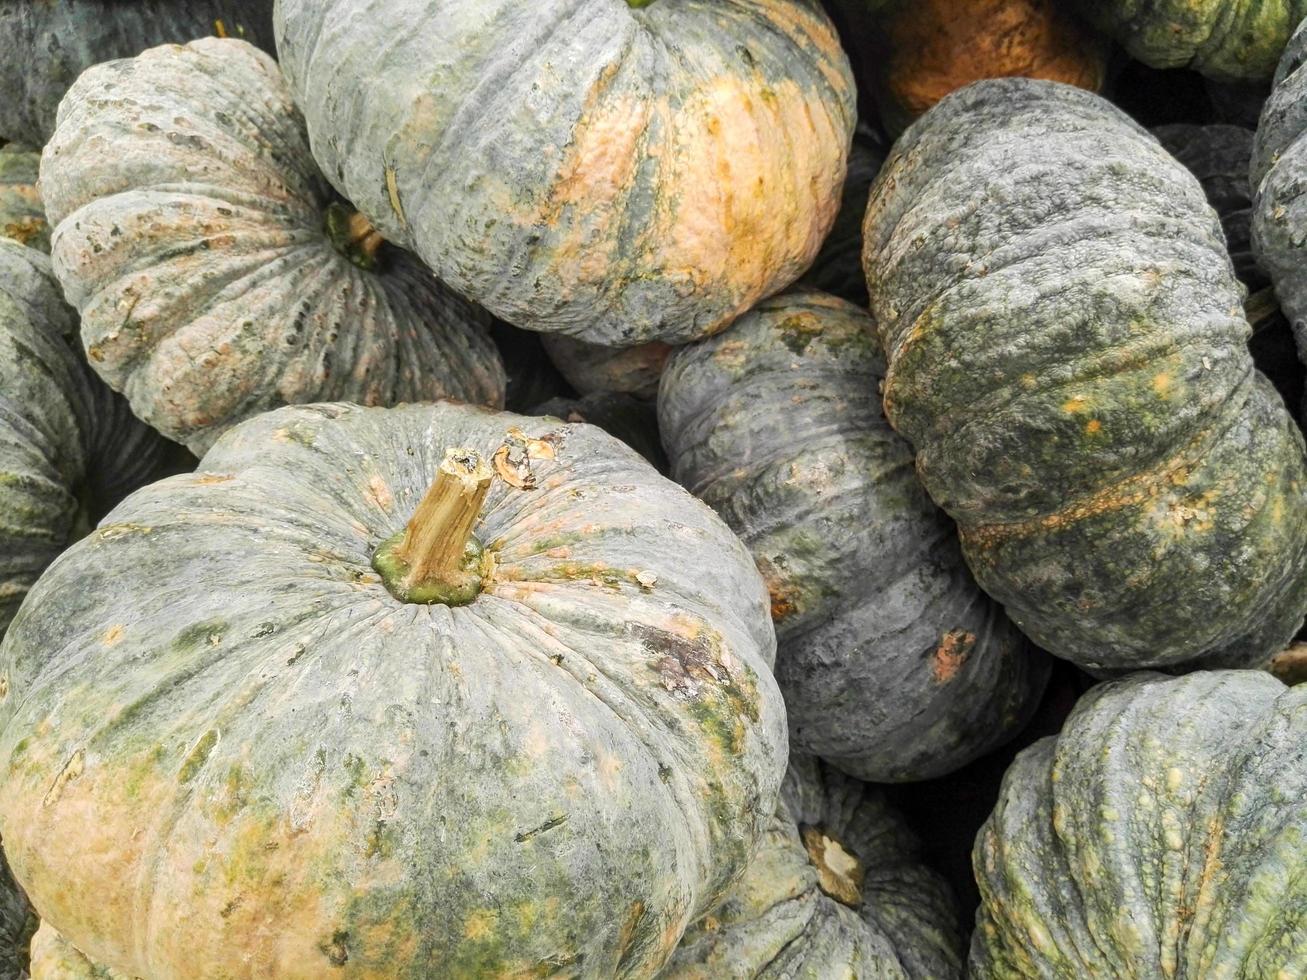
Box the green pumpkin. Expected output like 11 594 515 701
663 756 963 979
972 670 1307 977
0 146 47 253
660 291 1048 781
1074 0 1307 82
0 239 169 638
273 0 857 346
534 392 667 472
40 38 506 456
0 400 785 978
863 78 1307 673
0 0 273 146
542 335 672 403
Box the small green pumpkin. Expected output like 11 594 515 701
863 79 1307 673
660 291 1048 780
534 392 666 472
663 756 963 979
542 335 672 403
972 670 1307 977
0 146 47 252
40 38 505 456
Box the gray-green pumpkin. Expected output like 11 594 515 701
0 238 168 639
0 0 273 146
1074 0 1307 82
972 669 1307 978
541 335 673 403
273 0 857 346
660 291 1047 780
662 755 963 979
535 392 666 472
0 146 47 253
40 38 506 456
863 78 1307 673
0 399 785 978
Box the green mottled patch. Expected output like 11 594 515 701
372 530 484 606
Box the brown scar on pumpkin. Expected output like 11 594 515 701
102 624 126 647
932 630 977 682
493 427 561 490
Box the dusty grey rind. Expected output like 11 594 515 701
0 0 274 146
542 334 672 402
273 0 857 345
0 146 47 253
864 78 1307 672
0 400 785 978
534 392 666 472
972 670 1307 978
660 290 1047 781
40 38 506 456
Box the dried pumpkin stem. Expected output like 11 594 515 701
346 210 385 261
324 201 385 271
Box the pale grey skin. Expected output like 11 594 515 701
660 291 1047 781
972 670 1307 978
0 401 786 978
662 756 963 979
0 146 48 253
41 38 506 456
273 0 857 345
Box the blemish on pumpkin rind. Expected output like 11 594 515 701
932 630 977 682
102 624 126 647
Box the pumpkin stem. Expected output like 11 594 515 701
325 202 385 272
372 449 494 606
800 825 865 908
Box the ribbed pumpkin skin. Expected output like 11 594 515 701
273 0 857 346
29 923 124 979
0 401 785 979
0 240 167 638
663 756 962 979
535 393 667 472
972 671 1307 978
0 147 48 253
1076 0 1307 82
542 335 672 402
0 0 273 146
660 291 1047 780
864 79 1307 673
40 38 506 456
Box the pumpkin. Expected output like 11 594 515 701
972 669 1307 977
863 79 1307 673
1074 0 1307 82
29 922 125 979
0 0 274 146
0 146 47 253
663 755 963 979
0 399 786 978
273 0 857 346
39 37 506 456
534 393 666 473
492 322 574 413
659 290 1048 781
542 335 672 403
0 238 169 638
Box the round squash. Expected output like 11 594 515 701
0 400 785 978
1074 0 1307 82
972 669 1307 977
664 755 963 978
0 146 47 253
273 0 857 346
40 37 506 456
0 0 274 146
863 79 1307 673
660 291 1048 780
534 392 666 472
541 335 672 403
0 238 169 639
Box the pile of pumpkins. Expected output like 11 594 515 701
2 0 1307 976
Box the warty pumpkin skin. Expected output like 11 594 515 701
0 0 273 146
659 291 1048 781
662 756 963 979
542 335 673 403
0 239 168 639
535 392 667 472
864 79 1307 674
40 38 506 457
0 400 786 979
273 0 857 346
972 670 1307 978
0 146 48 253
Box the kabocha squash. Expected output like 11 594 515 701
0 239 168 638
0 400 786 978
273 0 857 346
864 79 1307 673
0 146 47 253
659 291 1047 781
542 335 672 403
535 393 667 472
1075 0 1307 82
663 756 963 979
40 38 506 456
0 0 274 146
29 923 124 980
972 670 1307 977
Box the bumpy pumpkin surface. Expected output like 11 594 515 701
0 146 47 253
0 239 168 638
864 79 1307 673
1075 0 1307 82
535 393 666 472
0 0 273 146
662 756 962 979
0 400 785 978
274 0 857 346
972 670 1307 978
542 335 672 403
41 38 506 456
660 291 1047 780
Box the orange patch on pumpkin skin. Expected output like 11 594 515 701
102 624 126 646
932 630 977 682
366 475 393 512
